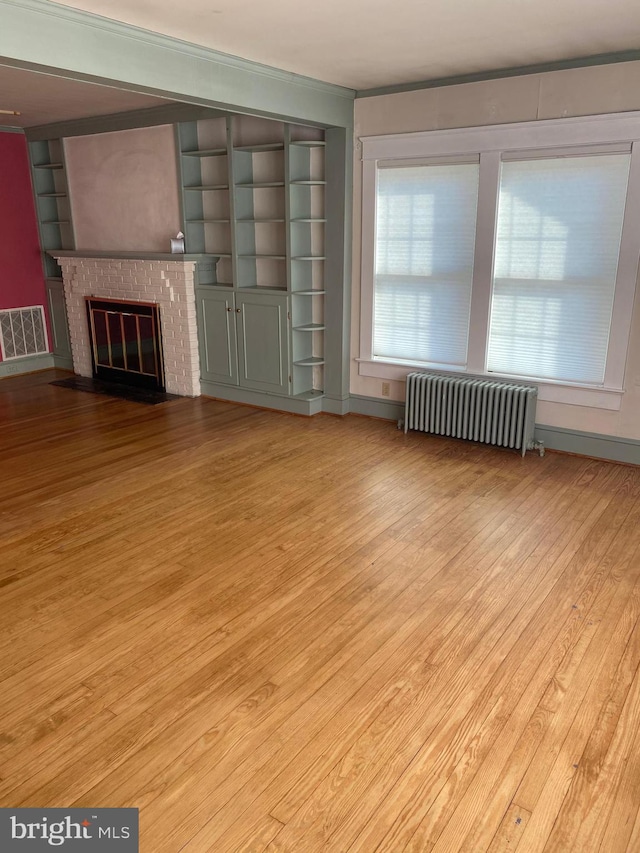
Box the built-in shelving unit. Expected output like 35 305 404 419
176 118 234 286
177 114 326 403
29 139 75 282
28 138 75 365
233 117 287 293
289 129 326 397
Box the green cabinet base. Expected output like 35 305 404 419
200 380 324 416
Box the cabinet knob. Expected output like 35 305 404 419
226 307 232 312
236 308 241 313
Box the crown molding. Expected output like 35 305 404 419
356 49 640 98
0 0 355 128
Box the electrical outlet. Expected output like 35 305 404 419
381 381 391 397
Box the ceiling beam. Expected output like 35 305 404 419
25 102 231 140
0 0 355 128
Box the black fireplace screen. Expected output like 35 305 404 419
86 297 165 391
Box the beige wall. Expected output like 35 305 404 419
65 124 181 253
352 61 640 440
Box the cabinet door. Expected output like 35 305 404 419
196 288 238 385
45 279 72 360
235 292 290 395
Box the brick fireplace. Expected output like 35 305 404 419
52 253 201 397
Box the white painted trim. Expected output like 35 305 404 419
356 360 623 410
361 111 640 160
358 113 640 410
466 151 499 373
358 159 377 362
605 142 640 388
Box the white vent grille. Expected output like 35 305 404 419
0 306 49 360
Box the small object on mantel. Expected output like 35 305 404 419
170 231 185 254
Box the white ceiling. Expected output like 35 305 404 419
1 0 639 129
54 0 640 90
0 64 170 129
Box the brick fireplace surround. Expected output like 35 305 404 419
53 253 201 397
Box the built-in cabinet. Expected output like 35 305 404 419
196 288 289 395
177 114 326 410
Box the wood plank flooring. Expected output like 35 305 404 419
1 369 640 852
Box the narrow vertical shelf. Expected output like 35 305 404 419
289 125 326 398
29 138 75 282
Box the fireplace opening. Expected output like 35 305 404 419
86 297 165 391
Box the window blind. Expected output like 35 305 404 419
373 162 479 366
488 154 631 384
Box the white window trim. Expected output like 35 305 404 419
358 112 640 411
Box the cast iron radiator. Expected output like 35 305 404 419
402 372 542 457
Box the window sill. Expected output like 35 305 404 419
356 358 623 411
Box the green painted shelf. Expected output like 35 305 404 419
238 285 288 293
293 323 325 331
195 281 234 288
238 254 286 260
185 184 229 191
182 148 227 157
292 389 325 401
236 182 285 188
294 356 325 366
187 218 231 224
235 143 284 152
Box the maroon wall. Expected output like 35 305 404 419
0 131 47 360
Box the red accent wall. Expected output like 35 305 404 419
0 131 48 360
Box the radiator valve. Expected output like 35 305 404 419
530 439 545 457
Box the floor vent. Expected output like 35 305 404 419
0 306 49 360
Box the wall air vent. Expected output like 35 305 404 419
0 306 49 360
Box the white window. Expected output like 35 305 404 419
488 154 630 385
359 114 640 410
374 161 479 367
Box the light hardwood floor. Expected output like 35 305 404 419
1 370 640 852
